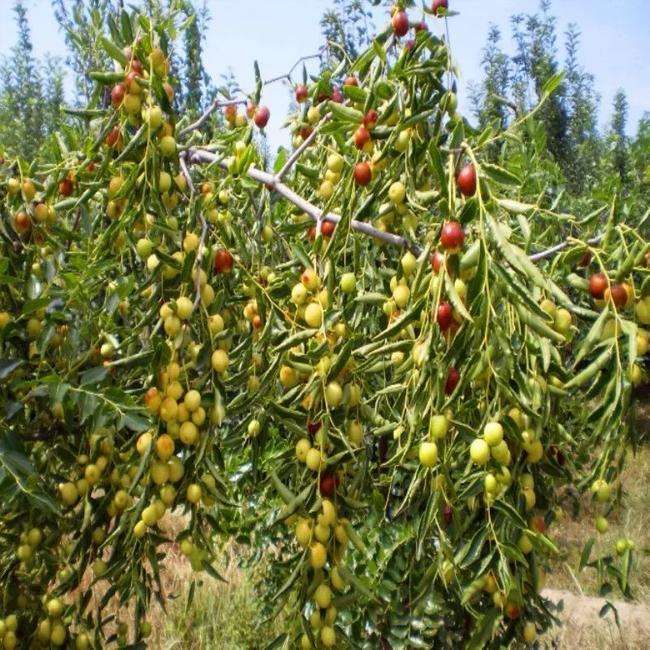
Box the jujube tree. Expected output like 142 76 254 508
0 1 648 649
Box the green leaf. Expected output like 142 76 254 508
541 71 564 98
99 36 128 66
80 366 109 385
481 162 521 186
579 537 595 570
0 359 22 380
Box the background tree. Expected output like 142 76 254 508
469 24 511 132
52 0 120 102
0 1 65 160
563 23 600 194
320 0 374 67
610 89 630 188
179 1 213 116
511 1 571 172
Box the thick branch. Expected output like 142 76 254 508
185 149 603 264
187 148 422 254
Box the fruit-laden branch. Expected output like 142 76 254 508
178 98 248 138
179 53 323 139
186 149 606 263
186 148 423 253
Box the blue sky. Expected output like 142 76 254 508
0 0 648 153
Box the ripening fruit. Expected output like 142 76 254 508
401 251 417 276
50 623 67 646
389 181 406 204
327 153 344 173
211 349 229 373
437 302 453 330
186 484 202 503
291 282 308 305
314 583 332 609
554 308 572 334
159 135 177 158
253 105 270 128
310 542 327 569
457 163 477 196
180 421 199 445
183 389 201 412
605 283 628 309
354 125 371 150
419 441 438 467
483 421 504 447
304 302 324 327
325 381 343 408
59 481 79 505
440 221 465 251
518 533 533 554
391 10 409 36
176 296 194 320
319 180 334 200
539 298 556 318
306 448 323 471
301 267 320 290
522 621 537 644
294 519 312 548
429 414 449 439
393 284 410 308
340 272 356 294
354 161 372 186
591 479 611 502
635 296 650 324
470 438 490 465
589 272 608 299
347 420 363 445
595 516 609 534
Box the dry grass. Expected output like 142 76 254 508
546 402 650 602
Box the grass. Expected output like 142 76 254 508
148 543 285 649
546 400 650 602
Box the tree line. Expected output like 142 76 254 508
0 0 647 205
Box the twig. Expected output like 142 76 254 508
529 235 603 262
264 53 322 86
275 114 331 181
187 148 422 254
179 98 248 138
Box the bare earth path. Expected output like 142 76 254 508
543 588 650 649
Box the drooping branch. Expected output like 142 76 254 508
263 53 323 86
180 151 209 308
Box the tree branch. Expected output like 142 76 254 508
529 235 603 261
187 148 422 254
275 114 331 181
179 152 209 308
178 98 248 138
